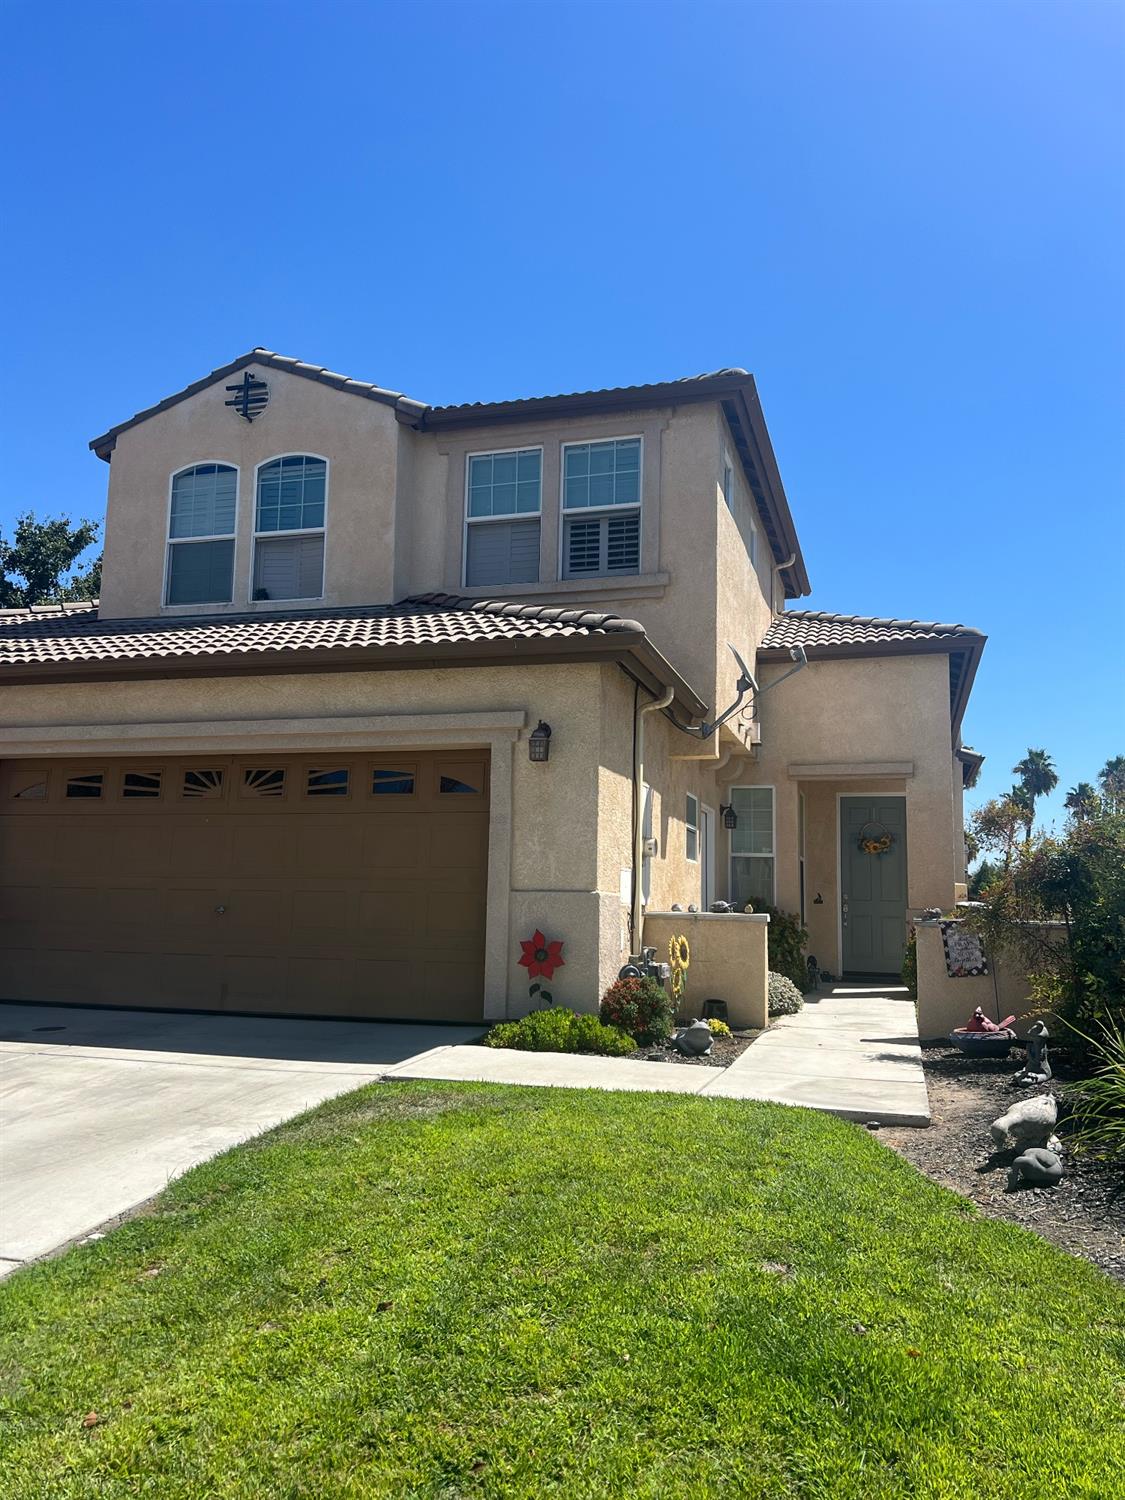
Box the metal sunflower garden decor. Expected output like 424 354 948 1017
668 933 690 1003
518 929 565 1007
857 822 895 856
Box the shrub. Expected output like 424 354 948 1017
599 975 675 1044
706 1018 732 1037
484 1008 637 1057
760 907 811 992
1066 1014 1125 1161
768 971 804 1017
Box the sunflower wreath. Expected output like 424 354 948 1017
668 933 691 1001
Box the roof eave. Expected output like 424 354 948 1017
728 381 811 598
0 630 708 720
411 372 753 432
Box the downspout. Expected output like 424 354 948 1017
632 683 675 957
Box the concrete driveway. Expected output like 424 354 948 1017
0 1003 482 1278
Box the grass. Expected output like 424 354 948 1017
1 1083 1123 1499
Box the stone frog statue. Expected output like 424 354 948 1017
990 1093 1061 1153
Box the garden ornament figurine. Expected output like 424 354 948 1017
1012 1021 1052 1085
990 1094 1061 1152
1007 1147 1064 1190
673 1019 713 1056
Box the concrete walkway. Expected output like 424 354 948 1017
0 1004 481 1276
386 983 930 1126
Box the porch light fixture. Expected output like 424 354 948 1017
528 721 552 763
721 803 738 830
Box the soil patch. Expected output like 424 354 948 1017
882 1044 1124 1281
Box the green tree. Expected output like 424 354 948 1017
1012 747 1058 843
968 857 999 899
972 793 1026 870
0 513 101 608
1099 756 1125 812
1064 783 1099 819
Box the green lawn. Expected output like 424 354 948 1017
1 1084 1122 1499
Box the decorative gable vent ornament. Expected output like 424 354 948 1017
224 370 270 422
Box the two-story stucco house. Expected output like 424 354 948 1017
0 351 985 1023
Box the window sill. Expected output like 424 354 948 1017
458 572 669 603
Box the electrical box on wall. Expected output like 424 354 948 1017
642 836 658 857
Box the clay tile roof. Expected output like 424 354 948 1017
0 594 649 672
760 609 985 652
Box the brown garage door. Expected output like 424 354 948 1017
0 751 489 1021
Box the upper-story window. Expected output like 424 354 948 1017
464 447 542 587
561 437 641 578
721 451 734 514
253 456 326 601
166 463 237 605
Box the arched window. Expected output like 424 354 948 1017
166 464 237 605
252 455 326 601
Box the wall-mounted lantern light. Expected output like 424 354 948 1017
721 803 738 830
529 721 552 763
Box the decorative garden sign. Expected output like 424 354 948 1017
940 920 989 977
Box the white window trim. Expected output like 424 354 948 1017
685 793 700 863
163 460 239 609
721 449 734 513
729 783 776 906
461 443 544 589
558 434 643 578
250 453 329 604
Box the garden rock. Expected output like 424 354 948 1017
989 1094 1058 1151
1008 1147 1064 1190
673 1019 713 1056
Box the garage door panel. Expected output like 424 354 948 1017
434 817 490 870
362 816 429 871
108 822 174 876
229 821 297 878
293 887 358 934
427 891 487 945
222 953 289 1011
0 750 489 1021
297 820 364 874
172 822 233 875
358 889 425 941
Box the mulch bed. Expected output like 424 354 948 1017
647 1029 761 1068
881 1044 1125 1281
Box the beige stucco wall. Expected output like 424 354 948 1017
915 920 1056 1038
100 370 402 619
644 912 769 1029
719 652 960 974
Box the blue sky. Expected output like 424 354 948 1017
2 0 1122 826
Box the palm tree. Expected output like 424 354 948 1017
1064 782 1098 819
1012 748 1058 842
1098 755 1125 811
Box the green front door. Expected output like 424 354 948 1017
840 796 908 975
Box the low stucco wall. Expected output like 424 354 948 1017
643 911 769 1030
915 920 1056 1039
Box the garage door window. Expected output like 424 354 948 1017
372 767 416 795
183 769 224 799
11 777 47 800
123 771 162 798
242 768 286 798
306 768 349 797
66 773 103 799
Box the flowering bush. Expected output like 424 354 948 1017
706 1018 732 1037
599 975 675 1044
768 971 805 1017
484 1007 635 1056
